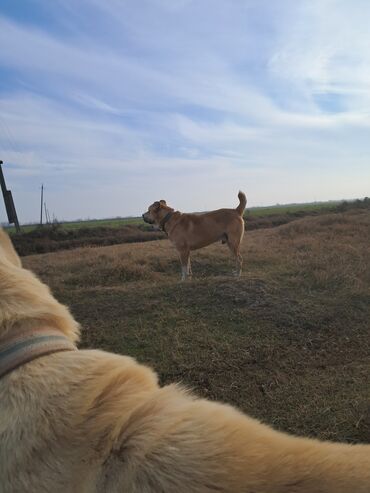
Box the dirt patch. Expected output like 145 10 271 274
12 224 166 256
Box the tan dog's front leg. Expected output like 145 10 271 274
187 257 192 278
179 250 190 281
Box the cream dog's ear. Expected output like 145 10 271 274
0 228 22 268
152 201 161 211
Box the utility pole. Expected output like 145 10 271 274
44 202 51 224
0 160 21 233
40 184 44 226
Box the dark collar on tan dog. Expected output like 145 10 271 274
0 327 77 379
159 211 174 233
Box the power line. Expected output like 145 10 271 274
0 116 18 155
40 184 44 226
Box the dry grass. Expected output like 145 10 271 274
23 209 370 443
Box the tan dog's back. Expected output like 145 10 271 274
172 208 244 250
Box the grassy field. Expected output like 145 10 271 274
23 208 370 444
10 199 370 256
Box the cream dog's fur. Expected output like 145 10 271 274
142 192 246 280
1 228 370 493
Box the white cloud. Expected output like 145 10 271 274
0 1 369 223
268 0 370 109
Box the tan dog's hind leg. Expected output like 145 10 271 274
227 240 243 277
226 219 244 277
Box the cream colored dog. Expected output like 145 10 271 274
1 228 370 493
142 191 246 280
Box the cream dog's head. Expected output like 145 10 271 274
0 228 22 268
142 200 172 226
0 228 80 342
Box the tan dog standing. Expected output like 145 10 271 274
143 191 247 280
1 228 370 492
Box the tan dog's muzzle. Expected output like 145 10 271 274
142 213 154 224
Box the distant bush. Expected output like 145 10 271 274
335 197 370 212
244 197 370 231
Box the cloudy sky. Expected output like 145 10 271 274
0 0 369 223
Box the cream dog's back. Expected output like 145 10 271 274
1 228 370 493
2 348 370 493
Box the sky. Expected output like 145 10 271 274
0 0 369 223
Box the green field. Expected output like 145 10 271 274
6 215 143 233
5 200 341 234
245 200 339 217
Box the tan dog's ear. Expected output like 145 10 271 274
153 201 161 211
159 200 166 205
0 228 22 268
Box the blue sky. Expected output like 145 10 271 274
0 0 369 223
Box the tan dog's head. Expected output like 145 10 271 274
142 200 171 226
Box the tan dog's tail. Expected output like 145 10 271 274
236 191 247 216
